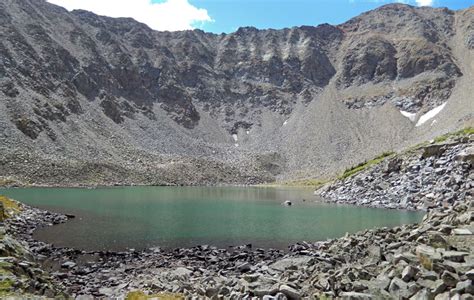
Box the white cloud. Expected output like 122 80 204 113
415 0 434 6
47 0 213 31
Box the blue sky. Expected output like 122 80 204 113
190 0 474 33
48 0 473 33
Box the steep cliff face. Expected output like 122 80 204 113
0 0 472 185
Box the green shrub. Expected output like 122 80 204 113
339 151 395 179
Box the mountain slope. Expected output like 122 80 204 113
0 0 473 186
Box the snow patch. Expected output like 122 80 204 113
234 143 239 147
232 134 238 142
416 102 447 127
283 120 288 126
246 130 250 135
400 110 416 122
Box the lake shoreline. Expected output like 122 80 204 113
2 194 473 298
3 186 423 252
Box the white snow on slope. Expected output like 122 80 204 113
232 134 238 142
400 110 417 122
415 102 447 127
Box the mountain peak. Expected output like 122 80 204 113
0 0 472 185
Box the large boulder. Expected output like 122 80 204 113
456 147 474 164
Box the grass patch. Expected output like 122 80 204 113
405 127 474 153
273 178 331 188
125 291 184 300
433 127 474 143
0 196 22 221
339 151 395 180
418 254 433 271
0 278 14 295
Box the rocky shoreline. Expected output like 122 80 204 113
0 191 472 299
317 134 473 211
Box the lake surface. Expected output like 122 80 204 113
1 186 424 251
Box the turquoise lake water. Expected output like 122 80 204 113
1 186 424 250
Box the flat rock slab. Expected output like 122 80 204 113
340 292 374 299
269 256 314 272
441 251 470 262
453 228 473 235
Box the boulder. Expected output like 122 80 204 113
441 251 469 263
422 144 446 158
456 147 474 164
269 256 313 272
61 261 76 269
340 292 374 299
441 270 459 287
452 280 474 295
466 269 474 281
279 284 301 300
453 228 472 235
389 277 412 298
402 266 418 282
236 262 252 273
410 288 432 300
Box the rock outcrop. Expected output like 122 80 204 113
0 196 65 298
317 130 474 210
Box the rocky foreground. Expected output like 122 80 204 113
0 192 472 299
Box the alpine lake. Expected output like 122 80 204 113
1 186 424 251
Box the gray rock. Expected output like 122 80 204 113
456 147 474 164
410 288 432 300
340 291 374 299
441 251 469 262
389 277 412 298
453 228 472 235
460 294 474 300
466 269 474 281
431 279 446 295
420 271 438 281
236 262 252 273
269 257 313 272
441 270 459 287
279 284 301 300
263 293 288 300
434 292 450 300
453 280 474 295
402 266 418 282
61 261 76 269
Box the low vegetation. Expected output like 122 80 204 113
433 127 474 143
339 151 395 179
270 178 331 188
0 195 22 221
125 291 184 300
337 127 474 181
